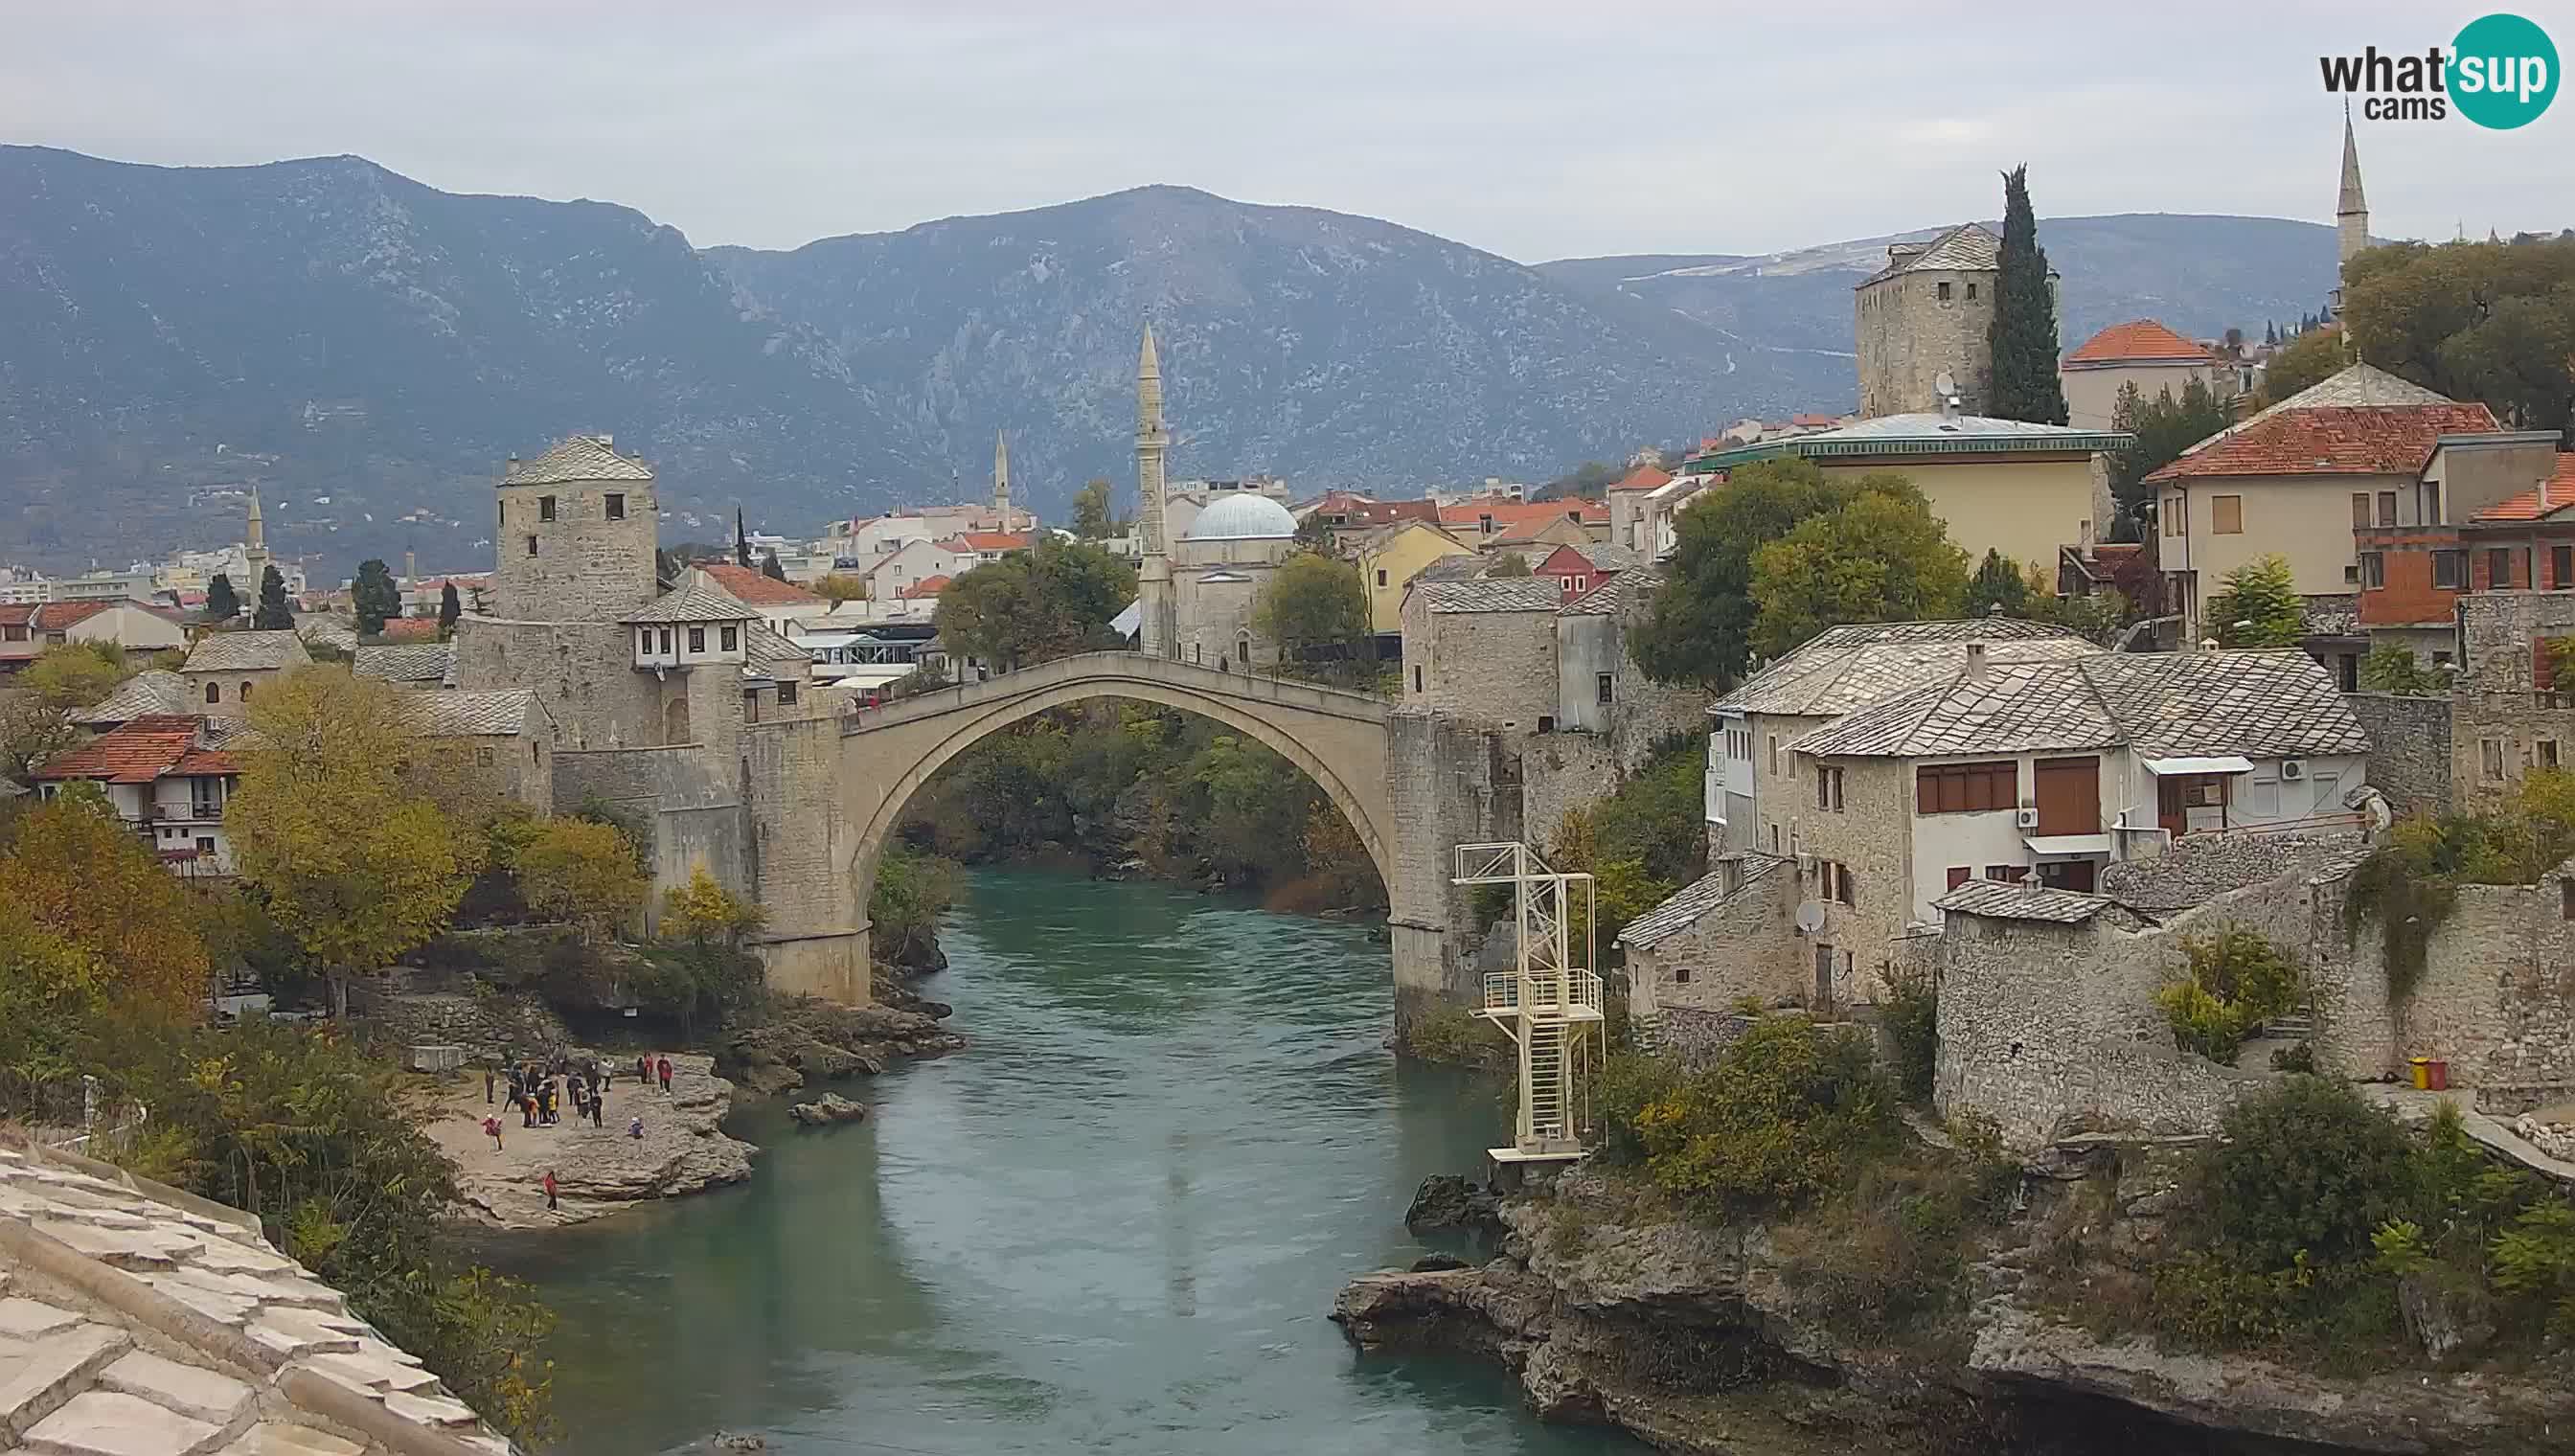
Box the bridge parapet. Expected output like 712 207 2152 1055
844 651 1392 736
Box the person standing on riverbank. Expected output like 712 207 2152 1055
541 1169 558 1213
483 1114 503 1152
484 1064 494 1105
657 1055 672 1095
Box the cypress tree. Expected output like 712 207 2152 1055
438 581 462 636
1986 164 2068 424
204 572 240 623
735 508 753 568
352 558 400 636
253 565 292 630
761 551 787 582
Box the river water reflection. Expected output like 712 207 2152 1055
493 868 1634 1456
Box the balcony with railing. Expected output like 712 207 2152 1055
1480 968 1606 1022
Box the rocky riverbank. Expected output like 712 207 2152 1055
713 985 967 1097
1334 1156 2575 1455
423 1052 755 1229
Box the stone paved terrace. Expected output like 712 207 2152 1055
0 1138 510 1456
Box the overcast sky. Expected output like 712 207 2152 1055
7 2 2570 262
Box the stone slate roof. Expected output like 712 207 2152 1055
1714 619 2090 718
404 689 542 738
1859 223 2000 284
352 644 454 686
1409 554 1492 585
0 1135 508 1456
1932 879 2113 923
742 623 809 671
2098 834 2372 915
1418 579 1567 615
622 586 759 625
1790 648 2370 762
74 670 189 726
1618 854 1786 949
1561 566 1664 617
500 434 653 486
181 631 310 674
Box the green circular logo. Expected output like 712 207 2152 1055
2452 12 2559 128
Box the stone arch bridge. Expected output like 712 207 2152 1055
740 652 1487 1025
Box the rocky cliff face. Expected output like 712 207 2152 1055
1333 1158 2572 1455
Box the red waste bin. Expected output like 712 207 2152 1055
2425 1058 2449 1091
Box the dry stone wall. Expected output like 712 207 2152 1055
2341 692 2452 816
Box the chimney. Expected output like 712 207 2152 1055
1966 642 1989 681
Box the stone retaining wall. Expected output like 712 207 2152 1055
349 987 572 1060
2342 692 2452 817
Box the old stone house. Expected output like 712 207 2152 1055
405 688 558 816
177 629 311 717
1852 222 2017 419
2354 435 2575 669
1605 463 1674 555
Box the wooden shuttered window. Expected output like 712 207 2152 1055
1916 761 2017 814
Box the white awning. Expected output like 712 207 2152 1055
2021 833 2113 858
1111 602 1141 636
2143 755 2256 777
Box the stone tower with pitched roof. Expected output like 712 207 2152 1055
1852 222 2004 418
491 433 659 622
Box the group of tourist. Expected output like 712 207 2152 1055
475 1051 687 1215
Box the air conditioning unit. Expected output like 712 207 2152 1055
2015 807 2040 829
2281 759 2307 781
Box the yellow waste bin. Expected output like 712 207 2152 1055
2408 1057 2432 1090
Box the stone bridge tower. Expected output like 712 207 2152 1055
490 435 658 623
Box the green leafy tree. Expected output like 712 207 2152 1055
227 669 472 1016
204 572 240 623
2343 236 2575 434
21 641 131 711
661 865 765 948
2359 645 2443 694
934 536 1137 671
252 564 292 629
1964 548 2030 618
515 817 648 944
1632 457 1851 689
2203 554 2305 647
1747 480 1971 658
814 573 868 604
2110 376 2236 530
761 550 788 582
1987 164 2068 424
870 844 962 968
352 558 400 636
2257 325 2346 406
1292 512 1338 554
1251 551 1370 677
438 581 462 636
1070 478 1121 539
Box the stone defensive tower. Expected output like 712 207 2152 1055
1134 323 1177 657
491 434 658 622
1852 222 2004 419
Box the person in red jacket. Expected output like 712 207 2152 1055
656 1055 673 1094
541 1169 559 1213
482 1115 503 1152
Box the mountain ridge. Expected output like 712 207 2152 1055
0 147 2340 571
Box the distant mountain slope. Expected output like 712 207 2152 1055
1542 214 2342 366
0 147 2342 571
705 184 1780 505
0 145 923 566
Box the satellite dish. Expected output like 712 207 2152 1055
1933 369 1958 398
1794 901 1827 936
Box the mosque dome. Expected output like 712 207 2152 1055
1182 493 1297 541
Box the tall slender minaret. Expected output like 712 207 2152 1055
242 486 271 596
2334 105 2369 310
1135 323 1175 657
991 430 1012 526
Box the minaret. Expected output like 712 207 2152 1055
2334 105 2369 310
1135 323 1175 657
991 430 1012 527
242 486 271 598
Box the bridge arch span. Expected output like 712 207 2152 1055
841 654 1397 912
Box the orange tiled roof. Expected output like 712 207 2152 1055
2144 402 2498 483
1435 499 1607 530
955 532 1033 553
1790 413 1843 428
1607 465 1674 493
377 617 443 641
32 715 207 785
2467 455 2575 523
2065 319 2216 366
171 747 243 777
899 575 953 601
697 561 823 606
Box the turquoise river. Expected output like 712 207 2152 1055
494 868 1634 1456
